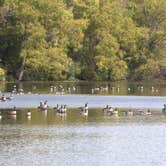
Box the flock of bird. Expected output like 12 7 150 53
0 84 161 96
37 101 88 116
0 102 166 120
0 84 165 120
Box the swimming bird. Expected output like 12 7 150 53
6 94 14 100
145 109 152 115
58 105 67 113
103 105 115 116
8 106 17 115
0 94 6 101
53 104 61 112
26 110 31 117
162 104 166 113
127 109 134 116
103 105 109 112
0 111 2 119
139 109 151 115
80 103 88 116
54 104 67 113
38 100 48 111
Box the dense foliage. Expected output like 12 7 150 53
0 0 166 81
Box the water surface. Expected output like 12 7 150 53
1 80 166 96
0 109 166 166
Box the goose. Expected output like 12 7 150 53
139 109 151 115
38 100 48 111
58 105 67 113
112 108 118 114
61 105 67 113
162 104 166 113
103 105 109 112
53 104 61 112
54 104 67 113
8 106 17 115
145 109 152 115
0 111 2 119
127 109 134 116
72 86 76 91
103 105 114 116
6 94 14 100
26 110 31 117
107 107 115 116
1 94 6 101
80 103 88 116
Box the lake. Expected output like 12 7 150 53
0 80 166 109
0 109 166 166
0 80 166 166
1 80 166 96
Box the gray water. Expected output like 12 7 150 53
0 109 166 166
0 80 166 166
0 94 166 109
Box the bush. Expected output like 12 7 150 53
0 67 5 81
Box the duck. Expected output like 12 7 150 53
80 103 88 116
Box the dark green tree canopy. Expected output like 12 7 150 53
0 0 165 81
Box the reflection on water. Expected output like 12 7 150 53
0 108 166 125
3 80 166 96
0 109 166 166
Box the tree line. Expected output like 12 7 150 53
0 0 166 81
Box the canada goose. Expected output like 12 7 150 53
54 104 67 113
80 103 88 116
103 105 114 116
38 100 48 111
139 109 151 115
127 110 134 116
103 105 109 112
58 105 67 113
8 106 17 115
53 104 60 112
6 94 14 100
0 111 2 119
26 110 31 116
145 109 152 115
162 104 166 113
1 94 6 101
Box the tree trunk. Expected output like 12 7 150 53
18 56 26 81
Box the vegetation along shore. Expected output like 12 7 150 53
0 0 166 81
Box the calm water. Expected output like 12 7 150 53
0 80 166 109
0 109 166 166
0 80 166 166
1 80 166 96
0 94 166 109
